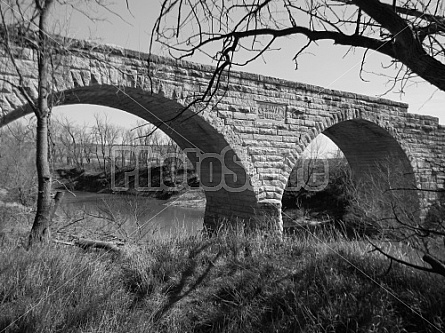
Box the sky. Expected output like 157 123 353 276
51 0 445 130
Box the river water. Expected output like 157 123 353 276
59 191 204 241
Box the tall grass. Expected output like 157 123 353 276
1 225 444 332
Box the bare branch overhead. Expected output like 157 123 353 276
152 0 445 93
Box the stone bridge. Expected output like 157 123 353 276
1 40 444 233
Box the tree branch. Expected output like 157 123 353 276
423 254 445 277
353 0 445 91
368 240 439 275
196 26 395 59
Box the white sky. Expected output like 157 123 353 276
50 0 444 153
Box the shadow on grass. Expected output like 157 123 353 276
192 248 445 333
151 242 222 323
1 231 444 333
121 238 223 327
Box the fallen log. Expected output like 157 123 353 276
54 238 122 253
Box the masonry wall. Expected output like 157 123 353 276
1 40 444 231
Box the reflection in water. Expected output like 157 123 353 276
60 191 204 241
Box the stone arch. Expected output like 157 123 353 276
281 112 420 226
284 108 418 182
325 119 419 220
0 84 259 230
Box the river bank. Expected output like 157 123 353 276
54 166 206 209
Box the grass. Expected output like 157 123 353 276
1 215 444 333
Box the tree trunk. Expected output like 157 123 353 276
28 0 55 247
28 115 53 246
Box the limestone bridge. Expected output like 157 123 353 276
1 40 444 232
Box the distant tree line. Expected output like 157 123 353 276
50 113 185 174
0 114 188 200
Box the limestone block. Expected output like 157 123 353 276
5 93 22 109
69 55 90 70
253 134 283 141
70 70 83 87
81 70 92 86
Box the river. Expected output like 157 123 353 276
59 191 204 241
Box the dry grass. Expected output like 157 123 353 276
1 217 444 333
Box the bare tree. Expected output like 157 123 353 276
92 113 122 175
134 120 165 169
0 0 129 246
0 0 60 245
153 0 445 96
116 126 135 169
56 116 79 167
164 137 185 186
54 115 94 168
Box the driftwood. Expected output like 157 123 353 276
51 191 124 254
54 238 123 253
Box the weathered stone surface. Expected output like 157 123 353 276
0 40 444 233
